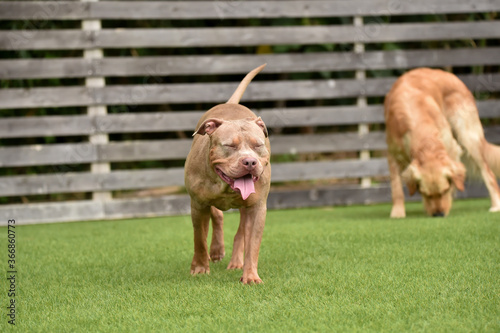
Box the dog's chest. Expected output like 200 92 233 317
209 191 247 211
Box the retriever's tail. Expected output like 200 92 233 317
226 64 266 104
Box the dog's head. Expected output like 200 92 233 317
402 159 466 217
194 115 270 200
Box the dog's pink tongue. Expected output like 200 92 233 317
233 175 255 200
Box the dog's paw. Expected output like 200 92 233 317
390 206 406 218
227 261 243 270
190 265 210 275
489 206 500 213
240 274 262 285
210 248 225 263
210 253 225 262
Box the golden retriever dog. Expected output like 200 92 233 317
385 68 500 217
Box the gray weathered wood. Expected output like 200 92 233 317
1 74 499 109
0 1 90 20
0 143 98 167
0 78 396 109
0 168 185 196
272 158 390 182
1 0 499 20
0 140 189 167
0 112 201 138
267 182 490 210
3 48 500 79
0 115 94 138
2 100 499 138
0 156 389 196
103 194 191 219
2 21 500 50
0 182 490 225
0 132 386 167
2 127 499 168
0 200 105 225
0 194 191 225
269 132 388 155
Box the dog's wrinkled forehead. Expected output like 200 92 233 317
194 115 268 138
216 119 266 143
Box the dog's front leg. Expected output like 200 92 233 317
240 203 267 284
388 155 406 218
190 202 211 275
227 215 245 270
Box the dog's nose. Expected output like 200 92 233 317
242 157 258 170
432 211 445 217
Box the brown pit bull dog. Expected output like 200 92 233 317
184 64 271 284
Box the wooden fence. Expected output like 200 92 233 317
1 0 499 225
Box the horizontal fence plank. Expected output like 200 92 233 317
0 168 184 197
0 142 98 167
1 73 499 109
3 47 500 79
2 126 499 168
0 77 396 109
0 112 201 138
2 21 500 51
0 140 187 167
270 132 388 155
0 194 191 225
2 100 499 138
272 158 390 182
1 0 499 20
0 200 106 225
267 182 490 211
0 182 490 225
0 132 386 167
0 1 89 20
0 157 389 197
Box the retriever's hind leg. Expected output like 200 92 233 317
448 105 500 211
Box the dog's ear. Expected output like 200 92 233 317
193 118 224 136
402 162 421 196
254 117 268 138
445 161 466 192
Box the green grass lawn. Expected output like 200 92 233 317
1 199 499 332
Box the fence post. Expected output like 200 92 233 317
354 15 371 188
82 0 112 201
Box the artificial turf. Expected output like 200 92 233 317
1 198 498 332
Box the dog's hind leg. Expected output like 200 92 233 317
209 206 225 262
447 103 500 212
388 155 406 218
478 140 500 212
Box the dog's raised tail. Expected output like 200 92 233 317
484 141 500 177
226 64 266 104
